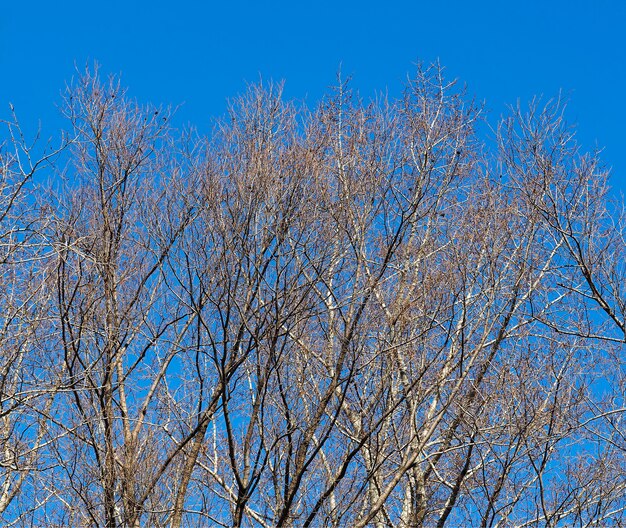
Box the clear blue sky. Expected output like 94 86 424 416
2 1 625 190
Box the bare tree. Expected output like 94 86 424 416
42 69 203 527
0 109 68 525
0 63 624 527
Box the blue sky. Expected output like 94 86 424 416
2 1 625 190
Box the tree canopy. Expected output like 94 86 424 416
0 64 624 527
